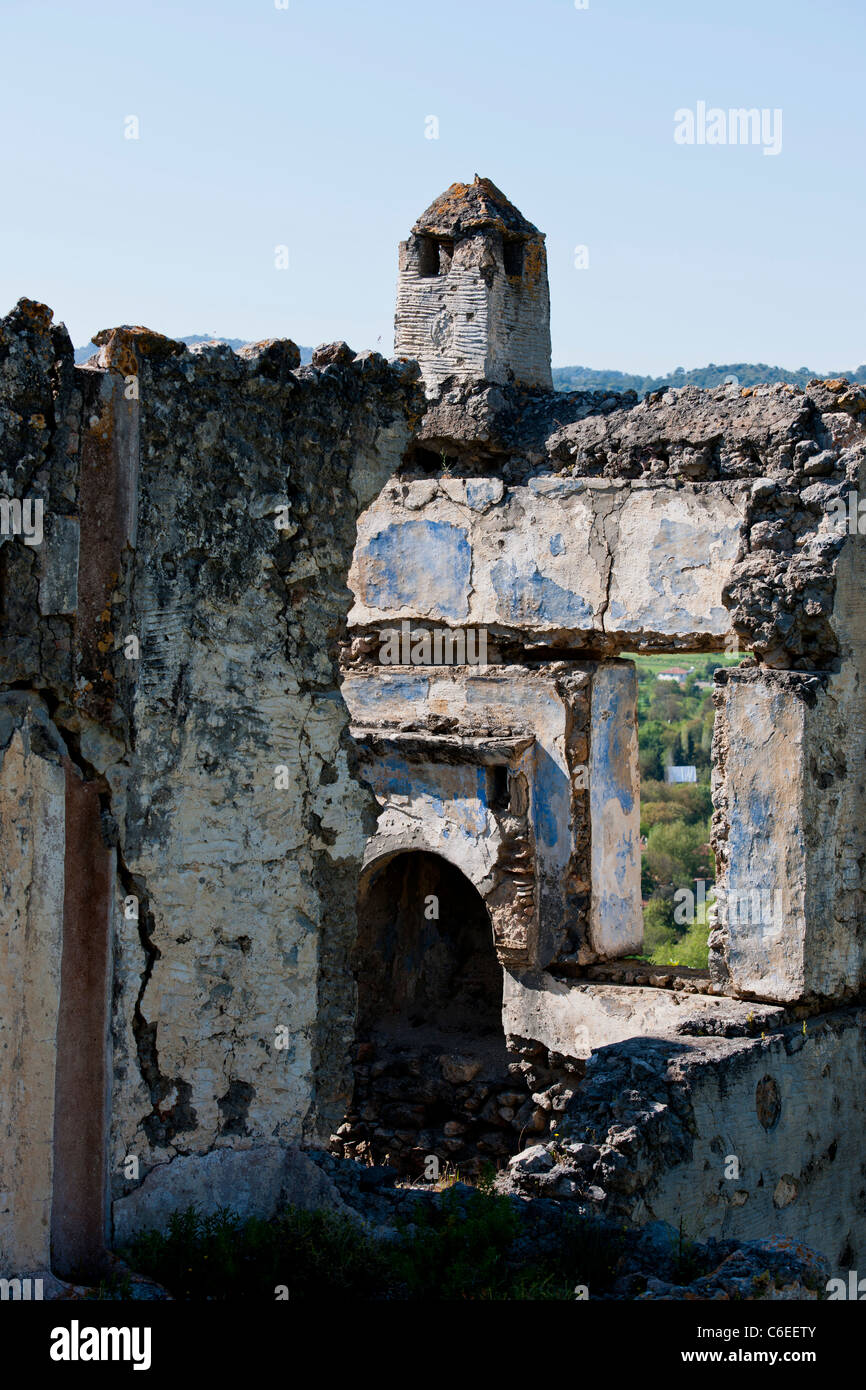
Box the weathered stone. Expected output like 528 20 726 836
395 176 552 394
508 1144 554 1176
0 704 65 1272
112 1145 349 1245
439 1055 484 1084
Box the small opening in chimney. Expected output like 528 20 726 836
417 235 454 278
503 239 524 278
416 235 440 277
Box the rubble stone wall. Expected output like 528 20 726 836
502 1006 866 1273
343 661 642 967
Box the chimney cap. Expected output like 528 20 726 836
411 175 541 241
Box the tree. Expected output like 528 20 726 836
645 819 711 885
649 685 685 723
643 896 678 955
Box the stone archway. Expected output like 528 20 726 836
354 849 503 1038
331 849 525 1177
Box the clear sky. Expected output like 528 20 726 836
1 0 863 372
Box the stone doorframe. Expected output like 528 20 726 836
353 728 539 968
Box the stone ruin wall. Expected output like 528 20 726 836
503 1006 866 1273
0 301 420 1275
2 287 866 1275
338 371 866 1262
346 374 866 1007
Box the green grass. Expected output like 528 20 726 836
120 1196 629 1301
123 1204 391 1301
643 901 715 969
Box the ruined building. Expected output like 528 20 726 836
1 176 865 1286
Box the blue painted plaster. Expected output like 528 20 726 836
491 558 594 627
360 520 471 621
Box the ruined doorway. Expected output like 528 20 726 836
355 851 502 1037
332 851 525 1177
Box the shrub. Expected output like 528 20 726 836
642 896 678 954
389 1186 519 1299
120 1195 632 1302
645 819 712 884
123 1203 391 1301
514 1216 627 1299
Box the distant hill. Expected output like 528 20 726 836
551 361 866 396
74 335 313 365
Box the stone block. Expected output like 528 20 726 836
112 1146 349 1246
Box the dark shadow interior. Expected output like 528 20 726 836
354 850 502 1038
503 238 524 277
334 850 523 1174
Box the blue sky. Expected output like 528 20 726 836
1 0 863 372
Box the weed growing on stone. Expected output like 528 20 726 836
388 1185 519 1299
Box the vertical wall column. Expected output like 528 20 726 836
587 661 643 959
47 357 138 1277
713 661 866 1004
50 768 114 1281
0 705 116 1282
0 704 66 1275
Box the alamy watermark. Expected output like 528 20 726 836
717 885 784 940
674 102 782 157
827 1271 866 1299
378 621 488 668
0 1276 43 1300
828 1273 866 1301
50 1321 151 1370
0 497 43 546
675 879 784 940
828 491 866 535
673 879 715 924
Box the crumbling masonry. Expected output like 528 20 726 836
1 177 865 1284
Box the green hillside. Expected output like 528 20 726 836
625 651 742 969
553 362 866 398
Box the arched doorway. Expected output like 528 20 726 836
333 850 523 1177
354 850 502 1037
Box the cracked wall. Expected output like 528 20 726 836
349 475 747 649
346 370 866 1007
0 301 420 1274
105 333 419 1213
